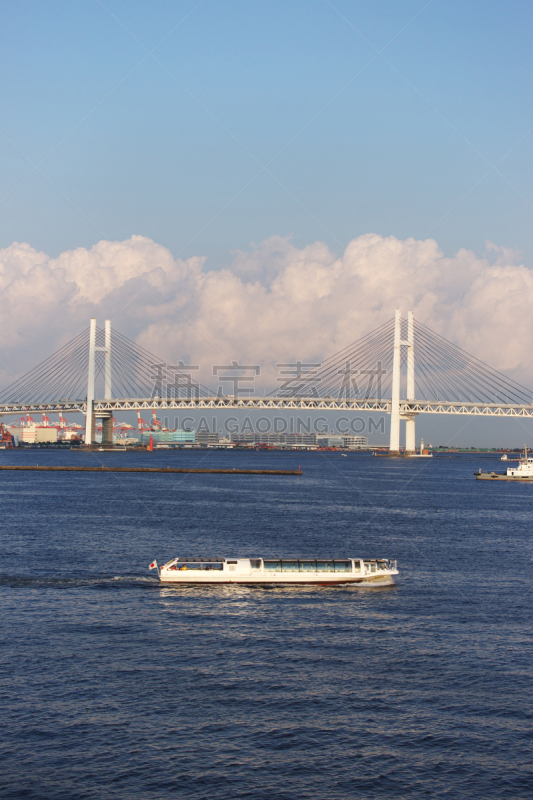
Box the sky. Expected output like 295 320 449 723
1 0 532 445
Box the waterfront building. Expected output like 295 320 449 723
195 432 220 446
342 436 369 449
140 429 195 445
317 436 344 448
230 432 317 446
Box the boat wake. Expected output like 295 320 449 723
0 573 160 590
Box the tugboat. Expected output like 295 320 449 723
500 453 519 461
475 447 533 481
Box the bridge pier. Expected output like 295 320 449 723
85 317 113 446
85 318 96 445
87 410 96 445
404 310 416 454
389 309 402 455
390 309 417 454
101 415 114 446
404 414 416 454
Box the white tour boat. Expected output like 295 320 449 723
476 447 533 481
149 556 398 585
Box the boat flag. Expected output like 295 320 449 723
149 559 158 570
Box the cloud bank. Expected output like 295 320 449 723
0 233 531 391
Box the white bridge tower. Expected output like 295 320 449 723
389 309 417 455
85 318 113 446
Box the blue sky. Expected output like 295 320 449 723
1 0 532 266
2 0 533 447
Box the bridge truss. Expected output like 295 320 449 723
2 397 533 418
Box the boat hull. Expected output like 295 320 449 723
158 573 397 586
475 472 533 481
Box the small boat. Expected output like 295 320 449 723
149 556 399 585
476 447 533 481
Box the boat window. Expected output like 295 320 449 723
299 561 316 571
178 557 224 563
353 559 361 572
176 562 202 570
264 561 280 571
250 559 262 570
227 560 237 564
334 561 352 572
201 563 223 571
316 561 335 572
281 561 298 571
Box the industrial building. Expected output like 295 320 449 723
8 425 58 444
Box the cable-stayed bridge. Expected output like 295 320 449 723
0 311 532 452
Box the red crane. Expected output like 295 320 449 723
151 409 170 431
0 423 15 448
137 410 153 433
59 412 82 432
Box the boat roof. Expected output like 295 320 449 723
171 556 390 562
174 557 226 562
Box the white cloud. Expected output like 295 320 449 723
0 233 531 392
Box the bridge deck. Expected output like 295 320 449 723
1 397 533 417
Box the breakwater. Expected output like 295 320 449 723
0 465 302 475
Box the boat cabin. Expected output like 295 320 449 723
163 557 395 575
507 455 533 478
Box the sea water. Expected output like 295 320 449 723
1 449 532 799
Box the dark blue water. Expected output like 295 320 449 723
1 449 532 799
